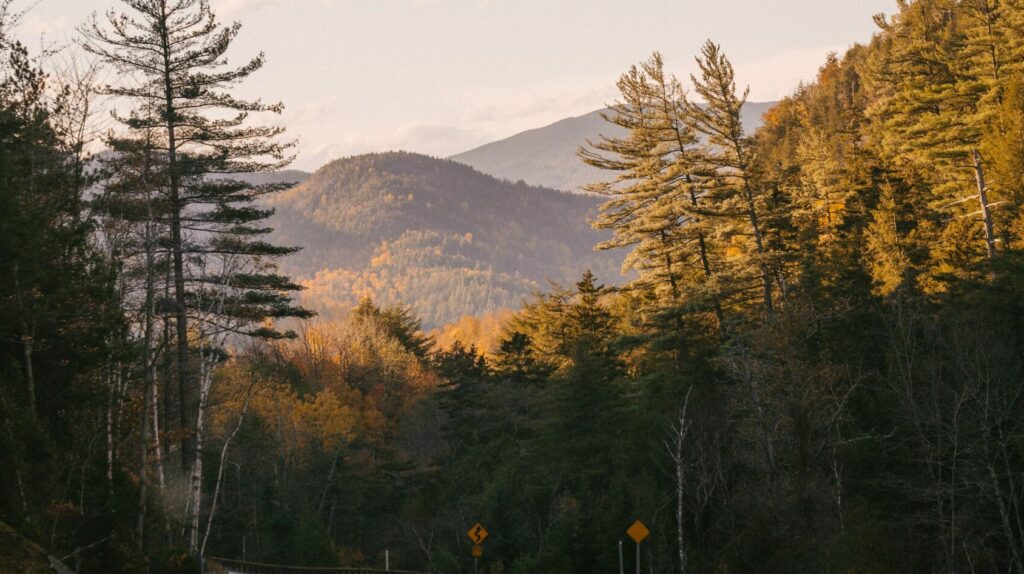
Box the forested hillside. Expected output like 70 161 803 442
266 151 623 327
5 1 1024 573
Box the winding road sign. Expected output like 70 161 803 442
467 523 489 545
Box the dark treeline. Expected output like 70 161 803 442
4 0 1024 573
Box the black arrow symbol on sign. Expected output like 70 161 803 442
472 525 484 542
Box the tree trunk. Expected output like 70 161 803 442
106 362 115 488
989 465 1024 573
675 434 687 574
201 380 256 556
688 186 725 329
2 401 30 522
661 230 691 370
21 330 34 412
318 450 343 517
972 149 997 259
157 0 191 472
162 273 173 468
666 389 692 574
137 201 159 550
187 350 212 553
743 182 774 316
12 266 36 414
152 381 166 491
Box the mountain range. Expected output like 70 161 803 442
263 104 773 327
451 102 776 191
267 152 621 328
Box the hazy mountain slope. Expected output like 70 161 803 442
451 102 776 191
229 169 312 187
267 152 622 327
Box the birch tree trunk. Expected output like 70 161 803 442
989 465 1024 573
665 388 692 574
201 379 257 556
184 254 238 553
187 347 213 553
152 381 166 491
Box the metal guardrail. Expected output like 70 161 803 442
206 557 428 574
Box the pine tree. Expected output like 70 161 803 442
492 331 551 385
92 128 170 547
755 51 877 297
83 0 311 476
353 297 433 360
865 0 1010 273
983 77 1024 249
533 271 624 574
0 19 122 545
580 53 722 321
685 41 779 317
562 270 615 357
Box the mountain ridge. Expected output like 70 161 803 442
266 151 624 328
450 102 777 191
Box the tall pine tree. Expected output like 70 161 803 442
686 41 780 317
84 0 310 472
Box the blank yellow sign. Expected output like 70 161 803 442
472 545 483 557
627 520 650 543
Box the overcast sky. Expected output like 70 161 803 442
17 0 895 171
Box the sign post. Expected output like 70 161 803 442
467 523 489 574
626 520 650 574
618 540 624 574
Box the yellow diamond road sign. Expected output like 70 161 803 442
468 523 489 545
627 520 650 543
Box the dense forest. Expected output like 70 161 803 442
4 0 1024 573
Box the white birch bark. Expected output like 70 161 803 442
201 378 257 555
665 388 692 574
186 254 240 553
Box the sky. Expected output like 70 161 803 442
16 0 896 171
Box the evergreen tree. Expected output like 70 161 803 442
353 297 433 361
685 41 780 317
492 331 551 385
982 77 1024 249
580 53 723 327
83 0 311 474
533 271 625 573
0 17 128 567
865 0 1015 276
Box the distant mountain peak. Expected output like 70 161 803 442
450 102 777 192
